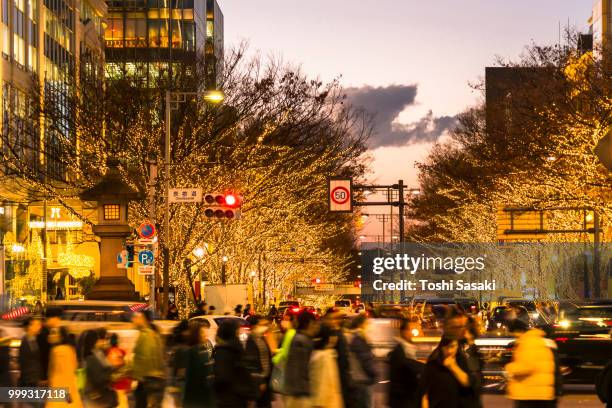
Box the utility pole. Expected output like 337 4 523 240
148 157 157 310
163 90 171 315
398 179 405 244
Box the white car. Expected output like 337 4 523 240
188 315 250 345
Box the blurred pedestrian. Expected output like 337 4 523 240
132 310 166 408
388 319 424 408
167 303 180 320
322 308 352 407
169 319 191 404
38 307 63 382
244 315 273 408
310 324 343 408
505 319 557 408
234 304 243 317
597 359 612 408
270 314 296 394
268 305 278 321
190 302 207 318
283 311 318 408
83 329 117 408
33 301 44 315
213 319 256 408
208 305 217 315
464 316 484 407
0 329 11 387
106 333 131 407
47 326 82 407
243 304 252 318
421 336 471 408
19 316 44 387
347 314 377 408
183 320 215 408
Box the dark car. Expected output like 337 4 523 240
547 303 612 384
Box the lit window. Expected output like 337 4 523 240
103 204 120 220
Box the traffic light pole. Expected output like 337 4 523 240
352 180 408 243
163 91 171 316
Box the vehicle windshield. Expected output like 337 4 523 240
279 301 299 307
213 317 250 326
335 301 351 307
507 301 536 311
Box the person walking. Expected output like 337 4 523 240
19 316 44 387
106 333 131 408
37 307 63 383
166 303 180 320
83 329 118 408
244 316 274 408
322 308 352 407
183 320 215 408
421 336 471 408
283 311 318 408
465 317 484 408
347 314 377 408
309 324 343 408
46 327 82 407
505 319 557 408
387 319 424 408
213 319 256 408
132 310 166 408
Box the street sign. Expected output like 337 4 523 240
328 178 353 212
169 188 203 203
116 250 128 269
138 250 154 266
138 265 154 275
314 283 335 291
138 221 156 239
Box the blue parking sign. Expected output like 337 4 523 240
138 250 154 266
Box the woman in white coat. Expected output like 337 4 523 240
309 325 344 408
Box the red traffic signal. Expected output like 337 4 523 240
203 193 242 219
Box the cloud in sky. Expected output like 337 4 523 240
345 85 456 148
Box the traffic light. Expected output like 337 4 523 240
203 193 242 219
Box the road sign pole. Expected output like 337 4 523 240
148 158 157 311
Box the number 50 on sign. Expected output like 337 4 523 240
328 178 352 212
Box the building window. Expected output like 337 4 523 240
103 204 120 220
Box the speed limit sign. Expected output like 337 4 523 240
328 178 353 212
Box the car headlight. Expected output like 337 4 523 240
557 320 570 329
411 328 420 337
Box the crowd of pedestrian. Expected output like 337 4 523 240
7 300 594 408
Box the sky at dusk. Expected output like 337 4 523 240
219 1 591 189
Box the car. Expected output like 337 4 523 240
277 301 300 319
189 315 250 345
334 300 353 315
504 299 542 324
545 303 612 384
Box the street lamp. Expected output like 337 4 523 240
163 89 224 314
193 247 206 259
203 90 225 103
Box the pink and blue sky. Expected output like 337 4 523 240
220 0 590 186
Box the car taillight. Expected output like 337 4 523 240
291 307 300 313
555 337 569 343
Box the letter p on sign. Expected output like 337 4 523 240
328 178 352 212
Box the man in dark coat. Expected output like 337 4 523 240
244 315 273 408
387 319 424 408
323 308 352 407
348 315 377 408
19 317 44 386
284 311 318 407
214 319 256 408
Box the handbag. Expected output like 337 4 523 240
270 361 285 394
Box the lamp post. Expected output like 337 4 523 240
162 90 224 314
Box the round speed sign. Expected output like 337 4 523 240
330 186 350 205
